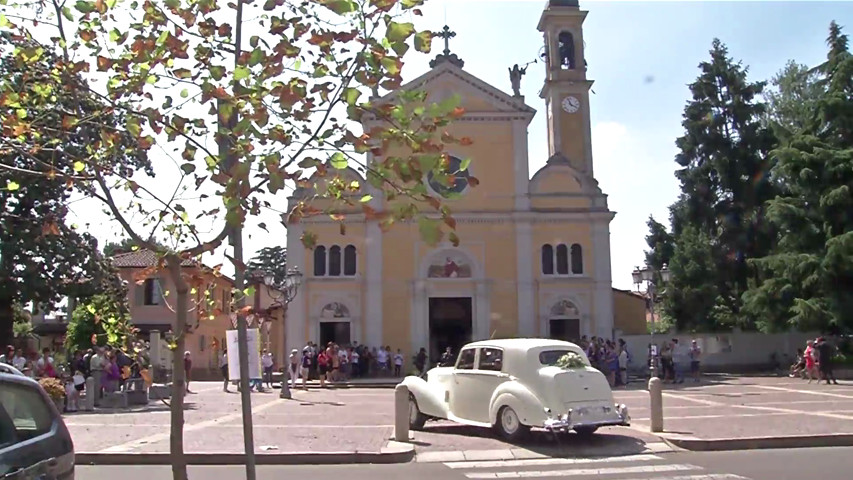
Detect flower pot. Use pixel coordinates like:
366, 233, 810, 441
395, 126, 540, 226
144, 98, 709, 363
52, 397, 65, 413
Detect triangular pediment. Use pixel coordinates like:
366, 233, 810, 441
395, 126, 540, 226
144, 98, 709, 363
372, 61, 536, 119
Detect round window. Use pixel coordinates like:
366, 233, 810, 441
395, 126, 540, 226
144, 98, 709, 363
427, 156, 470, 198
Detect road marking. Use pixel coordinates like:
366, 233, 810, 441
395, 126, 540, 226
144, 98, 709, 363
465, 463, 700, 479
751, 384, 853, 400
663, 391, 853, 421
99, 398, 286, 453
445, 454, 663, 469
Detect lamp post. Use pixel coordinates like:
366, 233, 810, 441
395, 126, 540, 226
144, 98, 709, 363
632, 264, 671, 379
263, 267, 303, 399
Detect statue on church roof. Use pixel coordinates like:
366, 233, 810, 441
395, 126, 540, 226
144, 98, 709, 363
508, 63, 528, 97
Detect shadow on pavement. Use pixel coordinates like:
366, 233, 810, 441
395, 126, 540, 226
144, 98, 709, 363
420, 423, 650, 456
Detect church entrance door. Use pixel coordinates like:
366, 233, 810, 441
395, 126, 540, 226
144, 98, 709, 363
428, 297, 473, 367
549, 318, 581, 343
319, 321, 351, 347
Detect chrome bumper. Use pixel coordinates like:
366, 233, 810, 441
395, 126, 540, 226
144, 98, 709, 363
543, 403, 630, 432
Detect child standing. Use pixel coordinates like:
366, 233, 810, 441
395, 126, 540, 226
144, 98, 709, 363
393, 349, 404, 377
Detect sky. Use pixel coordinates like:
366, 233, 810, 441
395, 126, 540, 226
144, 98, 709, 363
63, 0, 852, 290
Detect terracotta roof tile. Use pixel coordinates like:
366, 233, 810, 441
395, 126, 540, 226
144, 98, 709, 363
110, 249, 198, 268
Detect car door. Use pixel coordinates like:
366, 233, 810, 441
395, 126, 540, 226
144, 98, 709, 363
0, 375, 75, 480
465, 347, 509, 424
449, 348, 478, 421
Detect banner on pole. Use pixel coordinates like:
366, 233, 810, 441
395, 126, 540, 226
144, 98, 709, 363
226, 328, 261, 380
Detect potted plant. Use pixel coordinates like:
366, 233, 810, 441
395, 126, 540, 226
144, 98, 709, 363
39, 377, 66, 412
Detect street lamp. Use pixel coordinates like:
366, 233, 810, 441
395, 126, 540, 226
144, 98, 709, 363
263, 267, 303, 399
632, 264, 670, 379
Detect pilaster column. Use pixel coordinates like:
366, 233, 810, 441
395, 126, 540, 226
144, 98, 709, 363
475, 281, 491, 341
592, 219, 614, 339
516, 222, 535, 336
286, 223, 307, 353
410, 280, 428, 354
512, 120, 531, 211
364, 152, 384, 347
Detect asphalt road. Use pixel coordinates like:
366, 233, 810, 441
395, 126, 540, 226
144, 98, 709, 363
75, 447, 853, 480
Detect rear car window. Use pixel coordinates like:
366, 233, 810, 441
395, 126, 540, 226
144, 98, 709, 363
0, 381, 54, 449
539, 349, 588, 366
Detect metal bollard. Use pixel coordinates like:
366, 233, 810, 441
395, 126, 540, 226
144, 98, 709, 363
649, 377, 663, 432
83, 377, 96, 411
394, 384, 410, 442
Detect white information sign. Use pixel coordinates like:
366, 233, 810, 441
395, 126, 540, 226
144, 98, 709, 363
226, 328, 261, 380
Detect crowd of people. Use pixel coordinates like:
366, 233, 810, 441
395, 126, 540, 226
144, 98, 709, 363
789, 337, 841, 385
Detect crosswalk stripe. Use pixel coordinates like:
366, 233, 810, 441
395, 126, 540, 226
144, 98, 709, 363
445, 454, 664, 470
465, 463, 701, 479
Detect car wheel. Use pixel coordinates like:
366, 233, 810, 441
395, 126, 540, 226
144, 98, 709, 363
573, 426, 598, 437
408, 394, 428, 431
495, 406, 530, 441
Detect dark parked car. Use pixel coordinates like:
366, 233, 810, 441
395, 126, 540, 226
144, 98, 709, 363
0, 371, 75, 479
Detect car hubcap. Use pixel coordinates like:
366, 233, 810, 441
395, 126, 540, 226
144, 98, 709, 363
501, 408, 519, 434
409, 399, 418, 423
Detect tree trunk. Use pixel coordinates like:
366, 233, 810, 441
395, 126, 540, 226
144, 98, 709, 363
0, 299, 14, 350
166, 256, 188, 480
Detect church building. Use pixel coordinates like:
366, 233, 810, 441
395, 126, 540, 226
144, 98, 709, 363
285, 0, 644, 364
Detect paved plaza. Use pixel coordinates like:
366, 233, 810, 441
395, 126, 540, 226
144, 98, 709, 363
66, 375, 853, 460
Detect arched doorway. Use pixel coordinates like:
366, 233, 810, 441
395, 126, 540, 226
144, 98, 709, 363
319, 302, 352, 346
548, 299, 581, 343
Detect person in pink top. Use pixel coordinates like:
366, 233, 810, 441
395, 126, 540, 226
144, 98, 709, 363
804, 340, 817, 383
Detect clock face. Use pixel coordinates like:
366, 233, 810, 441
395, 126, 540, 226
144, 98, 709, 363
427, 155, 470, 198
561, 96, 580, 113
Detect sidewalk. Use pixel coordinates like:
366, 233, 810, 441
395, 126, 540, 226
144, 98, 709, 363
613, 374, 853, 450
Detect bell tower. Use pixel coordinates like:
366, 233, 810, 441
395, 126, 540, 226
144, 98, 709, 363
538, 0, 594, 175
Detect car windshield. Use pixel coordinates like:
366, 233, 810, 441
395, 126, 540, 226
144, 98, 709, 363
539, 349, 581, 366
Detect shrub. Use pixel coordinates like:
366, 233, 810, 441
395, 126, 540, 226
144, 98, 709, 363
39, 377, 66, 400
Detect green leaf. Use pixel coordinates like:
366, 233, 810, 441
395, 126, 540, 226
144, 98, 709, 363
106, 0, 117, 7
180, 163, 196, 174
243, 286, 256, 297
458, 157, 471, 172
74, 0, 94, 13
62, 6, 74, 21
386, 21, 415, 43
360, 194, 373, 203
5, 180, 20, 191
323, 0, 357, 14
414, 31, 432, 53
234, 66, 250, 80
73, 161, 85, 172
0, 14, 8, 28
342, 87, 361, 106
418, 217, 444, 246
330, 152, 348, 170
180, 88, 189, 98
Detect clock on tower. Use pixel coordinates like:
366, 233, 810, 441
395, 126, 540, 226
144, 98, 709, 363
538, 0, 594, 175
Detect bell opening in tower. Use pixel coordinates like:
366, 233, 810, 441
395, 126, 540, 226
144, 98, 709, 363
557, 31, 576, 70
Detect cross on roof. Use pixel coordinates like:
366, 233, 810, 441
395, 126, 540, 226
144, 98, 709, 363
437, 25, 456, 55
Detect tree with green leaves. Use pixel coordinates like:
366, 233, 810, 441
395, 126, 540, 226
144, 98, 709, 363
247, 246, 287, 284
0, 1, 466, 478
764, 60, 826, 137
65, 293, 134, 353
745, 22, 853, 333
657, 39, 777, 331
103, 237, 168, 257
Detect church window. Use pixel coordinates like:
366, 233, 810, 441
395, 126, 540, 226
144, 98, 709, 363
313, 246, 327, 276
542, 243, 582, 276
329, 246, 342, 276
571, 244, 583, 274
541, 245, 554, 275
556, 244, 569, 275
343, 245, 357, 276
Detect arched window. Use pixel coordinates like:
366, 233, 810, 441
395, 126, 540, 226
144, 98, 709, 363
313, 246, 326, 276
541, 244, 554, 275
329, 246, 342, 276
343, 245, 357, 276
556, 244, 569, 275
571, 244, 583, 274
557, 31, 576, 69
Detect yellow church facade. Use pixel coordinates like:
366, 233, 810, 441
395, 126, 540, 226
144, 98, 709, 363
285, 1, 641, 363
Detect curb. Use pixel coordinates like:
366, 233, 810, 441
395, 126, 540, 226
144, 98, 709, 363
662, 433, 853, 452
75, 441, 415, 466
414, 442, 675, 463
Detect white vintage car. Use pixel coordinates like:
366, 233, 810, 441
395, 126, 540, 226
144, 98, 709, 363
402, 338, 629, 440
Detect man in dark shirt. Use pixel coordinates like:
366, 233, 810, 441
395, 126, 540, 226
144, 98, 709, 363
815, 338, 839, 385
